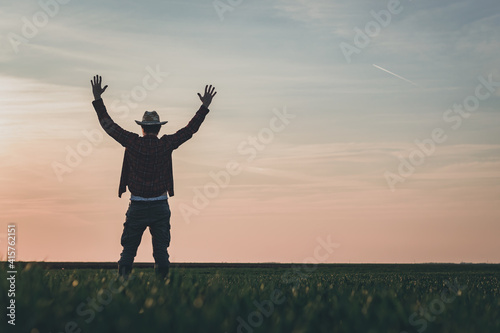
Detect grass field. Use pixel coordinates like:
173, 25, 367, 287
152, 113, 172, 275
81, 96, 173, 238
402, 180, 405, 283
1, 263, 499, 333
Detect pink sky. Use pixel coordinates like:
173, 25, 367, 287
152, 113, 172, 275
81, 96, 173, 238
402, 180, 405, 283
1, 1, 499, 263
0, 78, 498, 263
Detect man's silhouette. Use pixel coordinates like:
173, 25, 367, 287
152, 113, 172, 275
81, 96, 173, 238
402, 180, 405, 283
91, 75, 216, 278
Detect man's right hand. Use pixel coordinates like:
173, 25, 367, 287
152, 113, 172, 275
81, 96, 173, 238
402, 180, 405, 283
91, 75, 108, 101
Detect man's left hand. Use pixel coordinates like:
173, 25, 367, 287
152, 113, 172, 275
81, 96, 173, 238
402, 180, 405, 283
197, 85, 217, 108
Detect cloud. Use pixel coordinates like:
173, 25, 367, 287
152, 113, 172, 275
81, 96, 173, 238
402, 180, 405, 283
1, 0, 499, 262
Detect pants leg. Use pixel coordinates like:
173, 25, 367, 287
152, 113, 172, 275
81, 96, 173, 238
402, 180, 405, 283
149, 200, 171, 269
118, 201, 148, 267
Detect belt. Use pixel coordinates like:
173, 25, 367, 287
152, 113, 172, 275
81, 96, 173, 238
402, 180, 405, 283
130, 199, 168, 204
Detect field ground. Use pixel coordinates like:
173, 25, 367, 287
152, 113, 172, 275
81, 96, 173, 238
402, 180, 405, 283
1, 262, 499, 333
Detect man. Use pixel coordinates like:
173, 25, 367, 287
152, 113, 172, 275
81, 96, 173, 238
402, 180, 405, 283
90, 75, 216, 278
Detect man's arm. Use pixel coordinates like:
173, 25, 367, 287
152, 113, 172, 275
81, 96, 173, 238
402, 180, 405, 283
168, 85, 217, 149
91, 75, 137, 147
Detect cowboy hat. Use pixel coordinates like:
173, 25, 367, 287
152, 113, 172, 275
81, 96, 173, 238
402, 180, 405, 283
135, 111, 168, 126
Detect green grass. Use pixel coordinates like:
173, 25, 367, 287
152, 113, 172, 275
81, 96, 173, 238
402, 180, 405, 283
1, 263, 499, 333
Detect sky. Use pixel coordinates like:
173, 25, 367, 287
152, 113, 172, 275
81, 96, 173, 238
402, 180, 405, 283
0, 0, 499, 263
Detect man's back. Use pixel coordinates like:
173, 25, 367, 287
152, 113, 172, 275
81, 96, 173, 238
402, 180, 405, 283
92, 97, 210, 198
122, 135, 174, 199
90, 75, 216, 278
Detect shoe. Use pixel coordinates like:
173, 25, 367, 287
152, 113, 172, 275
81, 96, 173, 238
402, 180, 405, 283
118, 264, 132, 279
154, 264, 169, 279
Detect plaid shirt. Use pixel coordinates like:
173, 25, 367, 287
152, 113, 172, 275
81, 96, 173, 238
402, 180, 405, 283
92, 99, 209, 198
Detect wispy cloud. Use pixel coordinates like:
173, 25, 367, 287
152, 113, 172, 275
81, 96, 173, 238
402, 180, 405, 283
0, 0, 499, 263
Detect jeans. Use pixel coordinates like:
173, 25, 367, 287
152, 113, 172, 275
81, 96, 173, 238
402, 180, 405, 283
118, 200, 171, 269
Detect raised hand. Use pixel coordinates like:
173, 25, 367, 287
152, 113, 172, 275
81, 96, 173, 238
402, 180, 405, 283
197, 85, 217, 108
91, 75, 108, 100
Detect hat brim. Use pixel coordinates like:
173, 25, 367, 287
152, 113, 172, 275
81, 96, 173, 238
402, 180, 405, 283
135, 120, 168, 126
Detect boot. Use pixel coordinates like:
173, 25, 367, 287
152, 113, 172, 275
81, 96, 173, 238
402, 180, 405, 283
154, 264, 169, 279
118, 264, 132, 279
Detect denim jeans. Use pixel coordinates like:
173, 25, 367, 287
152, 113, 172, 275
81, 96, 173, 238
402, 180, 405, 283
118, 200, 171, 269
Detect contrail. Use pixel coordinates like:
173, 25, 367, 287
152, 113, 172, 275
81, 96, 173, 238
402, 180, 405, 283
372, 64, 419, 87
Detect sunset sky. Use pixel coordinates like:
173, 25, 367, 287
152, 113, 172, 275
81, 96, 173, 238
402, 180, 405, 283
0, 0, 499, 263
